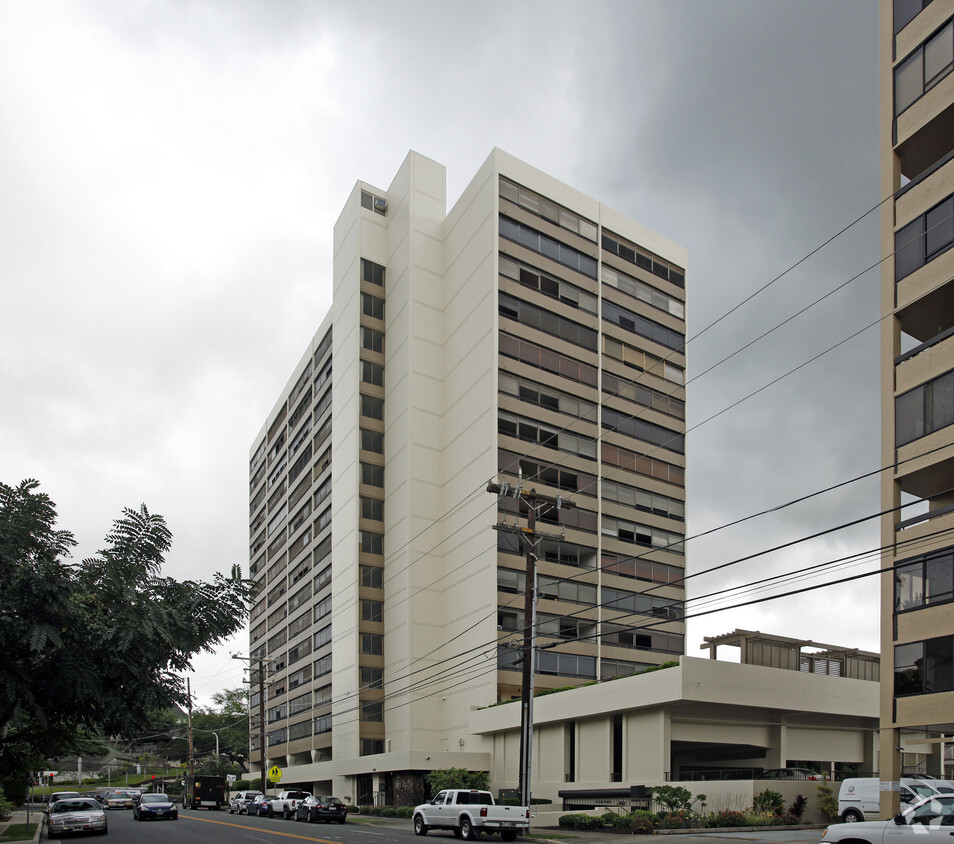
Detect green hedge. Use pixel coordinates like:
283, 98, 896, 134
558, 813, 605, 830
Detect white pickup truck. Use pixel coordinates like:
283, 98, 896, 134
413, 789, 530, 841
266, 790, 312, 819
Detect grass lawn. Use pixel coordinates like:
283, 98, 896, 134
0, 822, 39, 842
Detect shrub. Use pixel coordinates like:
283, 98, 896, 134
367, 806, 382, 816
346, 805, 359, 814
816, 782, 838, 821
619, 810, 657, 834
357, 805, 372, 814
753, 789, 785, 816
529, 797, 552, 805
789, 794, 807, 820
657, 810, 692, 829
395, 806, 413, 818
233, 780, 251, 791
707, 809, 748, 827
381, 807, 397, 817
425, 769, 489, 793
652, 785, 693, 813
0, 788, 13, 819
777, 812, 801, 825
558, 813, 604, 830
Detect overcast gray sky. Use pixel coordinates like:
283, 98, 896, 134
1, 0, 881, 706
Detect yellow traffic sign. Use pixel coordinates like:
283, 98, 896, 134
267, 765, 282, 782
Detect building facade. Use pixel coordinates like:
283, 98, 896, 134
247, 149, 687, 803
879, 0, 954, 813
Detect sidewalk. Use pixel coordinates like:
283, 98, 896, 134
0, 808, 43, 843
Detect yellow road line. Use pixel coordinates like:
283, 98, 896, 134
179, 814, 343, 842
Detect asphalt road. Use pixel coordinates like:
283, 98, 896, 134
43, 809, 416, 844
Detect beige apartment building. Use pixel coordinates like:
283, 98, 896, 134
247, 149, 688, 804
879, 0, 954, 813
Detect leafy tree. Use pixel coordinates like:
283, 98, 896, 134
192, 687, 250, 772
0, 479, 253, 800
651, 785, 694, 813
816, 781, 839, 820
425, 768, 489, 793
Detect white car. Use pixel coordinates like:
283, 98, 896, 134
822, 794, 954, 844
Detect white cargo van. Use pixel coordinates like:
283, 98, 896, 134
838, 777, 939, 822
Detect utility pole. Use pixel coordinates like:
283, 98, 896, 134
232, 653, 271, 793
187, 678, 194, 786
488, 481, 573, 809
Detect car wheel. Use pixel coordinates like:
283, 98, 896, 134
268, 807, 275, 818
284, 807, 291, 820
842, 808, 864, 823
501, 832, 517, 842
414, 814, 429, 836
460, 818, 478, 840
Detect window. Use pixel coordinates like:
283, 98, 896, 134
498, 410, 597, 459
896, 546, 954, 611
602, 441, 685, 488
538, 575, 597, 605
287, 443, 312, 484
895, 19, 954, 115
499, 333, 598, 387
895, 0, 936, 34
603, 335, 684, 384
361, 667, 383, 689
360, 531, 383, 555
313, 624, 331, 649
895, 636, 954, 695
360, 191, 387, 216
361, 463, 385, 487
602, 515, 685, 555
361, 327, 385, 354
361, 258, 386, 286
361, 564, 383, 589
895, 194, 954, 281
361, 599, 383, 622
361, 394, 384, 420
314, 713, 332, 734
289, 692, 311, 716
361, 496, 384, 521
361, 739, 384, 756
314, 595, 331, 622
314, 654, 332, 678
498, 372, 597, 420
360, 428, 384, 453
361, 360, 384, 387
896, 369, 954, 445
362, 292, 385, 321
602, 587, 684, 620
536, 650, 596, 679
501, 453, 598, 496
313, 328, 332, 366
360, 700, 384, 722
360, 633, 383, 655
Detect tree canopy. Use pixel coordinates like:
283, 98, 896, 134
0, 479, 253, 798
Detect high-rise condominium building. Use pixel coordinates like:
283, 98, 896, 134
247, 149, 687, 804
879, 0, 954, 809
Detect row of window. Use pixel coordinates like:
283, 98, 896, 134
602, 230, 685, 288
895, 18, 953, 116
360, 190, 387, 216
500, 253, 598, 315
602, 373, 685, 421
499, 293, 598, 352
499, 176, 598, 242
499, 332, 598, 387
604, 335, 684, 385
602, 265, 685, 320
500, 215, 598, 279
602, 551, 684, 586
499, 451, 598, 497
896, 368, 954, 446
498, 410, 598, 459
603, 300, 685, 355
603, 407, 685, 455
602, 516, 685, 555
895, 193, 954, 282
499, 372, 596, 420
602, 441, 685, 488
602, 478, 685, 522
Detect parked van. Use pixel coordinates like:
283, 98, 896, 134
838, 777, 939, 822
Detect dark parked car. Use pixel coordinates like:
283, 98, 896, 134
133, 793, 178, 821
249, 794, 273, 816
295, 795, 348, 824
47, 797, 108, 836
